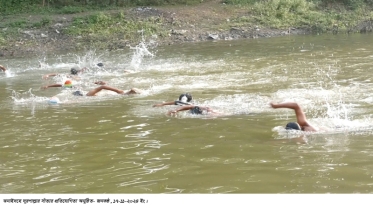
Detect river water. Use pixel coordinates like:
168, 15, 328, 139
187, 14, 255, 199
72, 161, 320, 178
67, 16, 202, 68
1, 34, 373, 193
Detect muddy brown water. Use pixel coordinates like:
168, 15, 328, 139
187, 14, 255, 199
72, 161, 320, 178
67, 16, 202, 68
1, 34, 373, 193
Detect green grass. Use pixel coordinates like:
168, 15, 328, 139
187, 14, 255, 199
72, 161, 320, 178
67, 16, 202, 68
0, 0, 372, 51
64, 12, 167, 42
3, 17, 52, 29
229, 0, 373, 33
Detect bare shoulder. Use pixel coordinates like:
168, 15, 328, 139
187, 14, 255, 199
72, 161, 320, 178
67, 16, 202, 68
303, 125, 318, 132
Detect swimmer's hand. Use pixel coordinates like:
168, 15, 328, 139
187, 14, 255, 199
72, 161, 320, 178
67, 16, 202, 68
167, 110, 178, 116
94, 81, 107, 85
0, 65, 6, 72
41, 84, 62, 89
42, 73, 58, 79
270, 102, 277, 108
153, 101, 176, 107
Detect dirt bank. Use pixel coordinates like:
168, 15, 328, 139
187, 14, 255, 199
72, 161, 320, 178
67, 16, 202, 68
0, 0, 348, 58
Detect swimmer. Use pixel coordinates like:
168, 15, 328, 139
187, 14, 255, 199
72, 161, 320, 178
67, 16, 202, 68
41, 80, 75, 89
42, 67, 86, 79
42, 80, 140, 96
153, 93, 193, 107
41, 80, 109, 90
42, 63, 103, 79
167, 105, 221, 116
270, 102, 317, 132
77, 85, 140, 96
0, 65, 6, 72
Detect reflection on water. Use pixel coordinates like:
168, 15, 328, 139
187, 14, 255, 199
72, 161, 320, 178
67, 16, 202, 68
1, 34, 373, 193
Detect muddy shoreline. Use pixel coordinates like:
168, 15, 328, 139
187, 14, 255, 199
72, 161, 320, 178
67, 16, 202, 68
0, 24, 309, 57
1, 1, 371, 58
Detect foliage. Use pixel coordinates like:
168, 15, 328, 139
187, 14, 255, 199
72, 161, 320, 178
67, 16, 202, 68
58, 6, 88, 14
0, 0, 213, 14
0, 35, 5, 45
229, 0, 372, 33
64, 12, 166, 42
0, 0, 372, 49
32, 17, 51, 28
222, 0, 257, 5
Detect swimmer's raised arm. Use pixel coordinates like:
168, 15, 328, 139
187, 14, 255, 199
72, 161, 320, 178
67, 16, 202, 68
41, 84, 63, 90
270, 102, 317, 132
0, 65, 6, 72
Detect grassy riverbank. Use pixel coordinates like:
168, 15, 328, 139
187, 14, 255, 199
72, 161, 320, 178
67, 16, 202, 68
0, 0, 372, 57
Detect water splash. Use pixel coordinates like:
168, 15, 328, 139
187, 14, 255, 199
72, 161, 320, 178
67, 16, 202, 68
129, 40, 156, 70
205, 94, 271, 115
270, 61, 373, 138
75, 50, 104, 68
11, 89, 49, 104
4, 70, 15, 77
38, 54, 50, 69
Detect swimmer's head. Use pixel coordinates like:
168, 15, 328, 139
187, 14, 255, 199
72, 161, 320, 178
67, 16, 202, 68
97, 63, 104, 67
70, 68, 79, 75
72, 90, 84, 96
190, 106, 203, 115
64, 80, 72, 88
179, 93, 192, 103
285, 122, 301, 130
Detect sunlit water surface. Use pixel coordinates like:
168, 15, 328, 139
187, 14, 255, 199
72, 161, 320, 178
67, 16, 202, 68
1, 34, 373, 193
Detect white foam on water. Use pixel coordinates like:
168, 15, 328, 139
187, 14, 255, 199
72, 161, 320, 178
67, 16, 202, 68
11, 89, 50, 104
271, 86, 373, 139
74, 50, 105, 69
4, 70, 15, 77
133, 93, 271, 118
139, 58, 229, 73
203, 94, 271, 115
268, 58, 373, 139
7, 36, 373, 135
